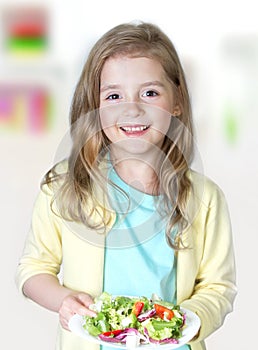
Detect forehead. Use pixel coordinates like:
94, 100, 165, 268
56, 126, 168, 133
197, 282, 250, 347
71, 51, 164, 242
100, 55, 167, 83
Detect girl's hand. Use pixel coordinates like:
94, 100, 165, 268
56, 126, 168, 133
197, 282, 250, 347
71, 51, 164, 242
59, 292, 97, 330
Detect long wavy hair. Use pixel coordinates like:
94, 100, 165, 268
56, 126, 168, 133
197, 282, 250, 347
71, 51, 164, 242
42, 22, 194, 249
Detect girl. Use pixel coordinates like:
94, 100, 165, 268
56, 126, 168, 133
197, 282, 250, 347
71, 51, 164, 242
16, 22, 237, 350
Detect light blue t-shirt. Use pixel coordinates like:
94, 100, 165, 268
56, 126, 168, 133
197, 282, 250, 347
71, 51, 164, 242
101, 165, 190, 350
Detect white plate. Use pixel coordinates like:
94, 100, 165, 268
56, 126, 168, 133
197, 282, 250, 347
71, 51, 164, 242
68, 307, 200, 349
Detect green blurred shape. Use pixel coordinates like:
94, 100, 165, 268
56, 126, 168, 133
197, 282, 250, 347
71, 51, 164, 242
223, 103, 239, 144
46, 94, 54, 129
6, 37, 47, 52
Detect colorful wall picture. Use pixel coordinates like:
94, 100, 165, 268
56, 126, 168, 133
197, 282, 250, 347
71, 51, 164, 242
2, 5, 49, 56
0, 84, 53, 133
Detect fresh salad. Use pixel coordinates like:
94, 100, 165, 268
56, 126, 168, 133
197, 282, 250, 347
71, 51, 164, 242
83, 292, 186, 347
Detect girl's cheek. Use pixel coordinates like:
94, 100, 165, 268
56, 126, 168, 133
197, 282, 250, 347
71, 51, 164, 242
100, 104, 124, 128
100, 106, 112, 123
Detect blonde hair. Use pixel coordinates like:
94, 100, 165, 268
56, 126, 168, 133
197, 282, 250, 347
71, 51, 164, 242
43, 22, 194, 249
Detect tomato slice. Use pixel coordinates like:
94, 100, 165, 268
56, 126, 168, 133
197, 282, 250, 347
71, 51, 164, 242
154, 304, 174, 320
102, 330, 123, 337
132, 301, 144, 316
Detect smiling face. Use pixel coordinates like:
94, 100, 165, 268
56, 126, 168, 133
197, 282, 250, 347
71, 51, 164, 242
99, 55, 180, 160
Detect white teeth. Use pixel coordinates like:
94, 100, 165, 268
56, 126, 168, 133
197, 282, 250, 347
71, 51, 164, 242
121, 125, 148, 132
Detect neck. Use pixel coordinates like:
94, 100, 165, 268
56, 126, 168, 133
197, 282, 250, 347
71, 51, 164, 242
112, 158, 160, 195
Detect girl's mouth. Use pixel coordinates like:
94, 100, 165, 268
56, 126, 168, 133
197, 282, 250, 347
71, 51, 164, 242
119, 125, 150, 136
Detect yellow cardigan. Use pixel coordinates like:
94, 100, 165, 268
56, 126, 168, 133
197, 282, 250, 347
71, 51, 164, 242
16, 169, 237, 350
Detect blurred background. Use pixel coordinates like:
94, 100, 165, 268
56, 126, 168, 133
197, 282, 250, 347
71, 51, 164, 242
1, 0, 257, 349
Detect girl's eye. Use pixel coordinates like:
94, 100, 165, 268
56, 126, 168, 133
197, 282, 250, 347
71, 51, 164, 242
106, 93, 121, 100
143, 90, 158, 97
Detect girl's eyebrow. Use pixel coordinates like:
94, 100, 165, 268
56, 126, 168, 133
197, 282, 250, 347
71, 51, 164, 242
100, 80, 165, 92
100, 83, 121, 92
141, 80, 165, 88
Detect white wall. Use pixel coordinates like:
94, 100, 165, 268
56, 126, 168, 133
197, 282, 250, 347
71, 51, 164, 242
1, 0, 257, 349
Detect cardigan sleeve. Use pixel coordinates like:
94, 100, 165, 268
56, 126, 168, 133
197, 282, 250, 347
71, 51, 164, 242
15, 186, 63, 294
179, 176, 237, 343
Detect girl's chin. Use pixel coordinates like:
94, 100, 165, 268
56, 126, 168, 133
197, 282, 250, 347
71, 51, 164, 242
109, 140, 162, 158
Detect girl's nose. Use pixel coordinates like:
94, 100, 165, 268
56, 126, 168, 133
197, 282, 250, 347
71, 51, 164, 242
122, 102, 143, 118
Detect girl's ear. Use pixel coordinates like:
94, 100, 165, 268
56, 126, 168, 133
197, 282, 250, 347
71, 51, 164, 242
172, 105, 181, 117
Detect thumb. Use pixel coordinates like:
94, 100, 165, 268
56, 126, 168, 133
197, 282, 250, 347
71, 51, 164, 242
77, 293, 96, 316
77, 292, 94, 306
